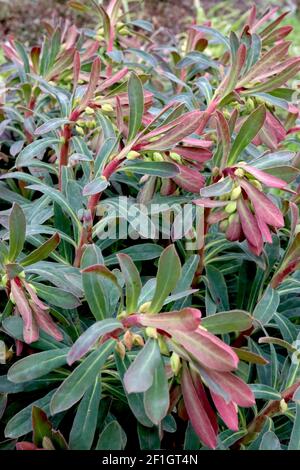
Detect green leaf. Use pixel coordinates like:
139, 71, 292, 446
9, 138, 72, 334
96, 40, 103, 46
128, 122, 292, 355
117, 254, 142, 314
144, 355, 169, 425
289, 400, 300, 450
16, 138, 60, 166
149, 245, 181, 313
69, 379, 101, 450
7, 348, 69, 383
259, 431, 282, 450
82, 177, 109, 196
20, 233, 60, 267
32, 406, 52, 447
114, 352, 152, 427
205, 265, 229, 311
8, 203, 26, 262
124, 339, 161, 393
249, 384, 281, 400
26, 184, 82, 234
253, 286, 280, 325
227, 105, 266, 165
137, 423, 160, 450
117, 161, 179, 178
67, 318, 122, 365
32, 281, 81, 309
201, 310, 252, 334
34, 118, 70, 136
81, 244, 109, 321
50, 339, 115, 414
127, 72, 144, 142
96, 420, 127, 450
4, 389, 56, 438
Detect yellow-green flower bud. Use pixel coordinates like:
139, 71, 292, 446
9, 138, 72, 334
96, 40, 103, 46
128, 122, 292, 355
234, 168, 245, 178
225, 201, 237, 214
158, 336, 169, 356
76, 125, 84, 136
139, 301, 151, 313
170, 152, 182, 163
250, 180, 263, 191
230, 185, 241, 200
101, 103, 114, 113
153, 152, 164, 162
85, 106, 95, 115
170, 352, 181, 376
145, 327, 158, 339
280, 398, 288, 413
219, 219, 229, 232
127, 151, 140, 160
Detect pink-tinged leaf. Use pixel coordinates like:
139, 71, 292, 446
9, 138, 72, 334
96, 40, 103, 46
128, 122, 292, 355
210, 391, 238, 431
123, 308, 201, 332
30, 303, 63, 342
256, 215, 273, 243
226, 213, 243, 242
81, 264, 120, 288
290, 202, 299, 235
253, 111, 286, 150
172, 165, 205, 193
203, 369, 255, 407
239, 179, 284, 228
216, 111, 230, 168
81, 57, 101, 108
16, 442, 43, 451
207, 210, 228, 225
251, 7, 279, 32
138, 111, 202, 151
67, 319, 122, 365
193, 198, 228, 208
169, 329, 238, 371
181, 363, 217, 449
236, 197, 263, 254
190, 368, 218, 434
240, 164, 287, 189
24, 281, 48, 310
10, 279, 37, 344
181, 137, 213, 148
174, 146, 212, 163
98, 67, 128, 92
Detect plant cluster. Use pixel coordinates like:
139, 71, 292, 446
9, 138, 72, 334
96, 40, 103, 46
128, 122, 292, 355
0, 0, 300, 451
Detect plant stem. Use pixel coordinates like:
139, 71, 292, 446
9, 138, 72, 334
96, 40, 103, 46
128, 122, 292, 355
58, 124, 72, 191
233, 380, 300, 449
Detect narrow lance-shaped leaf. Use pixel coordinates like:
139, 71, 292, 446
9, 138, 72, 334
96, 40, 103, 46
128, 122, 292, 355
7, 348, 70, 383
117, 254, 142, 314
9, 203, 26, 262
228, 105, 266, 165
144, 355, 170, 426
20, 233, 60, 267
149, 245, 181, 314
124, 339, 161, 394
50, 339, 115, 414
127, 72, 144, 142
67, 318, 123, 365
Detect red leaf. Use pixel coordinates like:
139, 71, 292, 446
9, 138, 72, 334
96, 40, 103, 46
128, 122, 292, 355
172, 164, 205, 193
240, 164, 287, 189
123, 308, 201, 332
210, 391, 239, 431
182, 363, 217, 448
203, 369, 255, 407
236, 197, 263, 254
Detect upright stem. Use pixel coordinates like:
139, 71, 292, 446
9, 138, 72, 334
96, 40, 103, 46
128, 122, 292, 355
58, 124, 72, 191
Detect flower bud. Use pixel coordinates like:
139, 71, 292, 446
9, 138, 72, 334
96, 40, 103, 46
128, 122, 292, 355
170, 152, 182, 163
225, 201, 237, 214
85, 106, 95, 115
132, 334, 144, 347
170, 352, 181, 376
230, 185, 241, 200
153, 152, 164, 162
139, 301, 152, 313
158, 336, 169, 356
219, 219, 229, 232
115, 341, 126, 359
127, 151, 140, 160
101, 103, 114, 113
234, 168, 245, 178
123, 330, 134, 350
250, 180, 263, 191
280, 398, 288, 413
76, 125, 84, 136
145, 327, 158, 339
9, 292, 16, 304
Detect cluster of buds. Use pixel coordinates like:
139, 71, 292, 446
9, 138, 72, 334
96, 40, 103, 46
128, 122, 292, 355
198, 163, 289, 255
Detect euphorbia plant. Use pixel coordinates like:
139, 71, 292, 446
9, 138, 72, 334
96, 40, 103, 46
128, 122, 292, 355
0, 1, 300, 451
